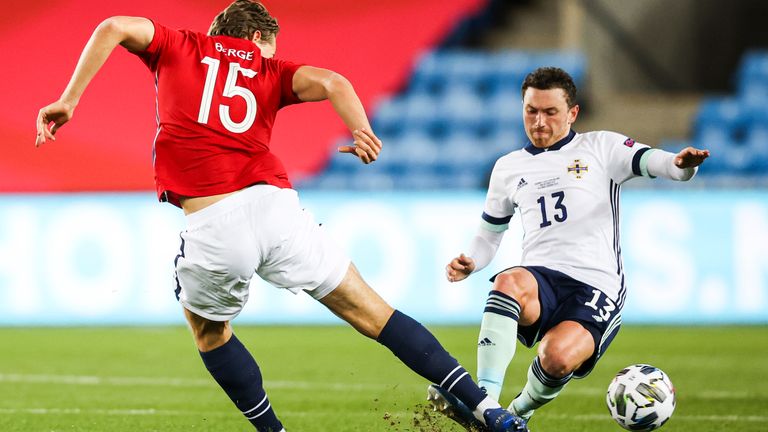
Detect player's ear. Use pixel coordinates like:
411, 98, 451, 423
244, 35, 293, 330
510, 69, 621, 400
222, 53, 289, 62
251, 30, 262, 43
567, 104, 580, 125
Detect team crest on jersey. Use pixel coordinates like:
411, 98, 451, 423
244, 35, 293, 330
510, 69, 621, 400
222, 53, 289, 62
567, 159, 589, 179
624, 138, 636, 147
516, 178, 528, 190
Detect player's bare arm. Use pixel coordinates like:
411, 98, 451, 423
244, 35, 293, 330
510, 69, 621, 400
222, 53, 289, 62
674, 146, 710, 168
35, 16, 154, 147
446, 253, 476, 283
292, 65, 382, 164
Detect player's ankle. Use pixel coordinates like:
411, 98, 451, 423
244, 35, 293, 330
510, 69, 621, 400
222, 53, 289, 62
509, 400, 534, 421
473, 396, 502, 422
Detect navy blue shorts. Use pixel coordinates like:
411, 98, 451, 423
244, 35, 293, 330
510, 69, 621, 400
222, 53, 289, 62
490, 266, 622, 378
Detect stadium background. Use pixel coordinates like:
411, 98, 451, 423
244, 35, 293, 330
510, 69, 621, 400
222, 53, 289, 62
2, 1, 768, 431
3, 0, 766, 326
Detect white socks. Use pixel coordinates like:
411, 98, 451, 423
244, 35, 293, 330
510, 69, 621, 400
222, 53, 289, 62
476, 290, 521, 401
509, 356, 573, 419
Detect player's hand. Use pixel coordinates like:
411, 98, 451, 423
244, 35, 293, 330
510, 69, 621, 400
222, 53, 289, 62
36, 100, 76, 147
674, 146, 710, 168
338, 128, 382, 164
446, 253, 475, 283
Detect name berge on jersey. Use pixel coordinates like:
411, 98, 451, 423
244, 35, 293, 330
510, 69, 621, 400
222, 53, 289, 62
214, 42, 254, 60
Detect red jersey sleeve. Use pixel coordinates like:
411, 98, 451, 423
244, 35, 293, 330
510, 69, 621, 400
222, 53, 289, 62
133, 21, 181, 72
275, 59, 302, 108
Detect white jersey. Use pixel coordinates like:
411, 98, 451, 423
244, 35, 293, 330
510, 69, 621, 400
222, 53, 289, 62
482, 130, 653, 306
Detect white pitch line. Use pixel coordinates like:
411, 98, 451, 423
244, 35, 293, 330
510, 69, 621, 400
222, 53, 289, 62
0, 408, 765, 423
543, 413, 768, 423
0, 373, 387, 391
0, 408, 405, 418
564, 386, 762, 400
1, 373, 763, 400
0, 408, 191, 416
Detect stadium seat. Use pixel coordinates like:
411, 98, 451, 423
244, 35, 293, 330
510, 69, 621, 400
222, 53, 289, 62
744, 126, 768, 173
372, 97, 408, 138
303, 49, 588, 190
735, 50, 768, 92
676, 51, 768, 178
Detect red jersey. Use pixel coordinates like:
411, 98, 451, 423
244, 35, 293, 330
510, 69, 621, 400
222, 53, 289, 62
133, 21, 302, 206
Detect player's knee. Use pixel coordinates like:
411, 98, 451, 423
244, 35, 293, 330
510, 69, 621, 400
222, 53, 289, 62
190, 318, 230, 352
539, 341, 581, 378
538, 350, 577, 378
493, 269, 534, 302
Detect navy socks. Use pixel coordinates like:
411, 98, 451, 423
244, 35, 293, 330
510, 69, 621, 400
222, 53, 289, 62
377, 310, 487, 410
199, 335, 283, 432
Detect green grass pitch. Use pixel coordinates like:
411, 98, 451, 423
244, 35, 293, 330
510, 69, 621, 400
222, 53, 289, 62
0, 325, 765, 431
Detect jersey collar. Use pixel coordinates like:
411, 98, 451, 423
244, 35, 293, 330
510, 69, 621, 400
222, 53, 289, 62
524, 129, 577, 155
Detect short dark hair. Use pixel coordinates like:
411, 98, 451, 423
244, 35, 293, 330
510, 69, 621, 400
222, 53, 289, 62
208, 0, 279, 41
521, 67, 578, 107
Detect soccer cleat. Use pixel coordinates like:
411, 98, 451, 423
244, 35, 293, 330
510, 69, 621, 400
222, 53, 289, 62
426, 384, 486, 431
426, 385, 529, 432
483, 407, 529, 432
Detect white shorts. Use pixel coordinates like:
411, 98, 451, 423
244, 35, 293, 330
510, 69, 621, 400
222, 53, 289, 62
173, 185, 350, 321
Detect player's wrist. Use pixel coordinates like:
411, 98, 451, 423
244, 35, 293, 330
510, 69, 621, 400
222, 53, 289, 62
58, 96, 79, 109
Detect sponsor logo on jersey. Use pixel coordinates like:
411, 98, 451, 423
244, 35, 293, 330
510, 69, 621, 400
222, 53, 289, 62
567, 159, 589, 179
624, 138, 636, 147
517, 178, 528, 190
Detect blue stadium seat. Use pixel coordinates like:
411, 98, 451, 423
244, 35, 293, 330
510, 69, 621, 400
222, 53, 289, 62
402, 92, 443, 136
372, 97, 408, 138
693, 97, 746, 138
663, 51, 768, 178
393, 168, 444, 190
438, 84, 488, 136
530, 51, 587, 83
324, 138, 364, 174
737, 77, 768, 107
306, 48, 589, 189
722, 146, 753, 173
744, 126, 768, 173
696, 124, 740, 160
487, 88, 524, 132
296, 171, 351, 190
735, 50, 768, 90
487, 126, 527, 156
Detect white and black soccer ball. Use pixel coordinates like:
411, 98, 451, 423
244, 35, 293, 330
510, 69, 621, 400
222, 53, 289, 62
606, 364, 676, 431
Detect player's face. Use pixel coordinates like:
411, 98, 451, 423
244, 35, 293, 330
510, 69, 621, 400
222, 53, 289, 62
523, 88, 579, 148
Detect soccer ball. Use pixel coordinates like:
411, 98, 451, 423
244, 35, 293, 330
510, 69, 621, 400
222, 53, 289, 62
606, 364, 676, 431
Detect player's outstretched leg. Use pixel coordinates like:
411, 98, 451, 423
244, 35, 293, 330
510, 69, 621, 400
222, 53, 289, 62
318, 264, 525, 430
186, 309, 285, 432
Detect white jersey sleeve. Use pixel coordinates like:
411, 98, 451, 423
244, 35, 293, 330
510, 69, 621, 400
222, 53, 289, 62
598, 131, 654, 184
481, 159, 517, 232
